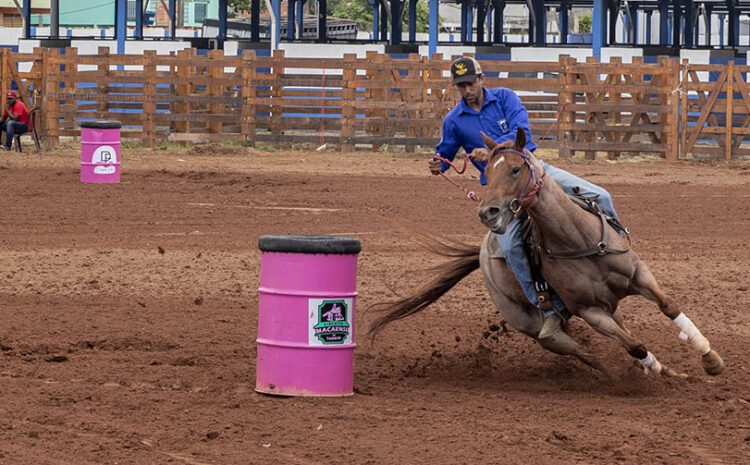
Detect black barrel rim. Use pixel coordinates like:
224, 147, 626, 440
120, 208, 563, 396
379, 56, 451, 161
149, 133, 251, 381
79, 120, 122, 129
258, 235, 361, 254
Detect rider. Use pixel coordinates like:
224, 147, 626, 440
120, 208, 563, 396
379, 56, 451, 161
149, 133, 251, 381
0, 90, 29, 151
429, 56, 621, 339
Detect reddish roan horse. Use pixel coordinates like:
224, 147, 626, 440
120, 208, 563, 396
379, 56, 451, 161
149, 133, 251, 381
368, 128, 725, 379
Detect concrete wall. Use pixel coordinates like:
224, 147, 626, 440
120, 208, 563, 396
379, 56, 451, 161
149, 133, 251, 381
18, 39, 192, 55
17, 38, 192, 72
279, 42, 385, 59
415, 45, 644, 64
25, 26, 201, 39
0, 27, 22, 49
6, 24, 743, 70
418, 44, 476, 60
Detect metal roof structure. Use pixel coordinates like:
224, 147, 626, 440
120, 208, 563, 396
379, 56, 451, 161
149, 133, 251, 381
22, 1, 750, 58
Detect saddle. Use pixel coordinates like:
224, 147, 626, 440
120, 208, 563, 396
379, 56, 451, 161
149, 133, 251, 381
567, 190, 629, 236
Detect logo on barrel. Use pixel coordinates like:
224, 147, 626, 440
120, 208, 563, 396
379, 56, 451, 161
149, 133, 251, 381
92, 145, 117, 164
312, 299, 351, 345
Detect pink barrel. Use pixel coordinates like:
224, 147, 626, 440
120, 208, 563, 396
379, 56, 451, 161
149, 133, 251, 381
80, 120, 122, 184
256, 235, 361, 397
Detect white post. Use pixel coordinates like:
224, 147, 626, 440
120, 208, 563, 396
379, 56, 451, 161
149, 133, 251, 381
264, 0, 279, 51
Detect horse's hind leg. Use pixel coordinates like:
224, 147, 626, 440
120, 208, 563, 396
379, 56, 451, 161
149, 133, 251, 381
630, 261, 725, 376
537, 331, 613, 379
611, 308, 631, 335
579, 307, 686, 378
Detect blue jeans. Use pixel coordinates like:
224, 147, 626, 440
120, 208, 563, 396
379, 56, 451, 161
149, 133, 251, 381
0, 121, 28, 149
498, 162, 619, 312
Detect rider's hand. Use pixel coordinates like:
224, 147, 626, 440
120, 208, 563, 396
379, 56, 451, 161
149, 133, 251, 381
470, 147, 491, 163
428, 157, 443, 175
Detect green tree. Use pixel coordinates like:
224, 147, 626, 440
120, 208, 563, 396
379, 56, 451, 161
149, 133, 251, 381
579, 13, 592, 33
330, 0, 374, 31
229, 0, 435, 32
330, 0, 435, 33
410, 1, 432, 33
229, 0, 250, 16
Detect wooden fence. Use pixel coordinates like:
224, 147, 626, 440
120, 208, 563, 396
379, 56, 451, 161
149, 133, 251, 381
2, 47, 748, 160
680, 59, 750, 160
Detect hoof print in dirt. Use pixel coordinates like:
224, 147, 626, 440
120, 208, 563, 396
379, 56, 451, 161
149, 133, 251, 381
546, 431, 570, 445
353, 386, 374, 396
170, 356, 196, 367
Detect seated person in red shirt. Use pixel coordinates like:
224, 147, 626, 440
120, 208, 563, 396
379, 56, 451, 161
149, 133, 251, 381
0, 90, 29, 150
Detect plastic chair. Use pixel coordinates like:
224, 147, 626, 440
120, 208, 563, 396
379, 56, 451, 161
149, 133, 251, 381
13, 107, 41, 152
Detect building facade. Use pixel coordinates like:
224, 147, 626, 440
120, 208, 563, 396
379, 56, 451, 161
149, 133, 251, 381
150, 0, 220, 28
0, 0, 49, 27
29, 0, 219, 29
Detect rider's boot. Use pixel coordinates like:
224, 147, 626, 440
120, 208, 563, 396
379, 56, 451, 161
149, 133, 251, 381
538, 294, 570, 339
538, 311, 563, 339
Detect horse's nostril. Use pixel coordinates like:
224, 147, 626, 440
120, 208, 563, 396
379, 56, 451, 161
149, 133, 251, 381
479, 206, 501, 222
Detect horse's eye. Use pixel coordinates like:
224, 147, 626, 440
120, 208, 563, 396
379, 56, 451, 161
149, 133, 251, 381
511, 166, 522, 176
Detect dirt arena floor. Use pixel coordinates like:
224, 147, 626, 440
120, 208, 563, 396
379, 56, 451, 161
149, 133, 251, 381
0, 143, 749, 465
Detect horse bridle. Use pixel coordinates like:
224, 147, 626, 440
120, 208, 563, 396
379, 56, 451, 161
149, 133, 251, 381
493, 147, 546, 216
492, 147, 631, 259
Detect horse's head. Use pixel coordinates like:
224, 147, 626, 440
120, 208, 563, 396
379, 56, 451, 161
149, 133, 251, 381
478, 128, 541, 234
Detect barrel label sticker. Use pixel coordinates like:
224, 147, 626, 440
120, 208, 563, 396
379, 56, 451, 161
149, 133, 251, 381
309, 298, 352, 346
93, 165, 116, 174
92, 145, 117, 164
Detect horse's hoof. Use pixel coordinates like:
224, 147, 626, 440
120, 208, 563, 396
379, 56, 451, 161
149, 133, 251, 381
702, 350, 725, 376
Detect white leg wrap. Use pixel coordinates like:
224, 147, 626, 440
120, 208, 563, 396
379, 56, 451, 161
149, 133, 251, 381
674, 313, 711, 355
638, 351, 663, 375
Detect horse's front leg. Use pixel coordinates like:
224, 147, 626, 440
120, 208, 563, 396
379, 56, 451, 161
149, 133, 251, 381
630, 261, 725, 376
578, 306, 687, 378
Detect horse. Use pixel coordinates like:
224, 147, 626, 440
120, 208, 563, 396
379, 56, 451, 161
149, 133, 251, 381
367, 128, 725, 379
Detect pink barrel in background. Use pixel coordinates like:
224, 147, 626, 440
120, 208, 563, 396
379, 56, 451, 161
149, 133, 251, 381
80, 120, 122, 184
256, 235, 361, 397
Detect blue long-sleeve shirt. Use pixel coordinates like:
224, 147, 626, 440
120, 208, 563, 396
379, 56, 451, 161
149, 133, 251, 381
435, 87, 537, 185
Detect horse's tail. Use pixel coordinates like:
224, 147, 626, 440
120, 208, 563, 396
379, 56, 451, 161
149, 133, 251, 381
367, 238, 481, 339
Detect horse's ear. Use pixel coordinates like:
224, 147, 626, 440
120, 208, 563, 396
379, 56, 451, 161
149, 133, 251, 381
514, 128, 527, 151
481, 131, 497, 150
